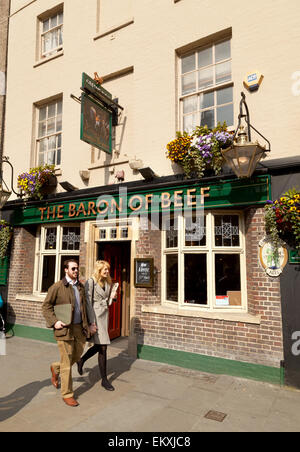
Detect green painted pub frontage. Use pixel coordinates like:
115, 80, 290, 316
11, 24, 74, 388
1, 163, 299, 387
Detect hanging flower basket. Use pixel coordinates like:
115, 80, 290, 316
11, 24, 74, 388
264, 188, 300, 257
17, 164, 57, 200
166, 123, 233, 179
0, 220, 13, 259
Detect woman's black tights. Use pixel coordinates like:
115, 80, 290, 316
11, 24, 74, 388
77, 344, 114, 391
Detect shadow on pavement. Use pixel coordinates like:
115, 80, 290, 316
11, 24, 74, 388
74, 351, 135, 397
0, 380, 49, 422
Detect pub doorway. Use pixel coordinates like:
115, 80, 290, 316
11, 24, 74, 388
97, 241, 131, 340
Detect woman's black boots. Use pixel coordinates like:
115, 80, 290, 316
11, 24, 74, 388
98, 345, 115, 391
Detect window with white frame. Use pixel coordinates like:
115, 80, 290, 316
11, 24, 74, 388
35, 224, 80, 293
163, 211, 246, 309
179, 38, 233, 133
40, 8, 63, 58
36, 98, 62, 166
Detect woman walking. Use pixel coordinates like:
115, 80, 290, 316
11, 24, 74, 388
77, 260, 116, 391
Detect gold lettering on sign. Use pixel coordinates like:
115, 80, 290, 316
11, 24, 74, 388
174, 190, 183, 207
201, 187, 210, 204
47, 206, 56, 220
57, 205, 64, 219
129, 195, 143, 211
87, 201, 97, 216
39, 207, 47, 220
161, 192, 171, 208
186, 189, 196, 206
69, 204, 77, 217
76, 202, 87, 217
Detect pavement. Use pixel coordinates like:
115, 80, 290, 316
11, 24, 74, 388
1, 335, 300, 433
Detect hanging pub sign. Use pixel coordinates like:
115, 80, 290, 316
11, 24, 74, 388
80, 93, 112, 154
80, 72, 123, 154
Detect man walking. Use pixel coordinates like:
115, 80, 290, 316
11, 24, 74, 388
42, 259, 93, 407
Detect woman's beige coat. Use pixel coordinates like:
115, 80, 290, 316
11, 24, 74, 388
85, 278, 110, 345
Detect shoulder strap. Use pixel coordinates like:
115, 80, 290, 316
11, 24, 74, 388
90, 278, 95, 304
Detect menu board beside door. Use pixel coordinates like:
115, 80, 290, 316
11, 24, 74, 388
134, 258, 154, 288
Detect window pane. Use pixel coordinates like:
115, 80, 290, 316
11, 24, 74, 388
215, 40, 231, 62
50, 14, 57, 29
200, 109, 214, 128
58, 12, 63, 25
216, 61, 231, 85
217, 86, 233, 105
182, 54, 195, 74
38, 153, 45, 166
184, 254, 207, 305
185, 214, 206, 246
47, 118, 55, 135
48, 103, 56, 118
62, 227, 81, 250
43, 19, 50, 32
58, 27, 63, 46
39, 107, 47, 121
215, 215, 240, 247
200, 91, 214, 109
166, 255, 178, 302
183, 95, 197, 114
198, 66, 213, 89
45, 227, 57, 249
47, 151, 55, 165
38, 121, 47, 138
183, 113, 197, 134
182, 72, 196, 95
198, 47, 212, 68
56, 148, 61, 165
41, 255, 56, 292
217, 104, 233, 127
166, 217, 178, 248
56, 114, 62, 132
57, 133, 62, 148
215, 254, 241, 306
57, 101, 62, 115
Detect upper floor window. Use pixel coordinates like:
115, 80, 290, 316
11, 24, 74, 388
36, 98, 62, 166
39, 7, 63, 59
179, 39, 233, 133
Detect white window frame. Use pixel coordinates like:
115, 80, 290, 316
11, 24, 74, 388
162, 211, 247, 312
40, 8, 63, 59
179, 38, 233, 133
34, 223, 80, 294
35, 97, 63, 167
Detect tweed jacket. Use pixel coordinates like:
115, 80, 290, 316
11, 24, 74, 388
42, 277, 90, 341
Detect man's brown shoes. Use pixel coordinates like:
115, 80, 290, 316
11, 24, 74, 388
63, 397, 79, 407
50, 366, 59, 389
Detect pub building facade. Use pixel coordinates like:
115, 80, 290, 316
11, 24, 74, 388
1, 0, 300, 384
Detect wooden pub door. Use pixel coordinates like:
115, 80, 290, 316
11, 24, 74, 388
97, 242, 130, 340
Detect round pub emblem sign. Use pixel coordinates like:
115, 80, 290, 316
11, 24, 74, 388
259, 237, 288, 277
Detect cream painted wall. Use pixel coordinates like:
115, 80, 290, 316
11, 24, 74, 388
4, 0, 300, 199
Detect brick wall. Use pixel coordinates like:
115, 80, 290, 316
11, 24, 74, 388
134, 209, 283, 368
6, 226, 41, 326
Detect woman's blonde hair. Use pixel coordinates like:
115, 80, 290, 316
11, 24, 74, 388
92, 260, 112, 286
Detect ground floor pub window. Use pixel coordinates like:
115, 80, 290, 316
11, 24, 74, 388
34, 224, 80, 293
162, 211, 246, 310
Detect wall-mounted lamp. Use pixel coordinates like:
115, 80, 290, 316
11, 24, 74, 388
221, 92, 271, 178
0, 156, 23, 209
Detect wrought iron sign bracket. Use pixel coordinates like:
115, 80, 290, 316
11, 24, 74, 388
80, 86, 123, 127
